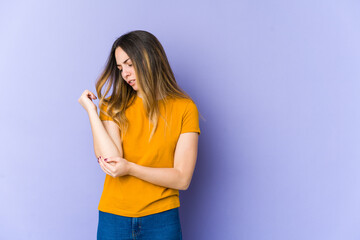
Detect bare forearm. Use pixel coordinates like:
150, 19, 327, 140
88, 109, 122, 158
127, 162, 188, 190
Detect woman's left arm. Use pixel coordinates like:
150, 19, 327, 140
99, 132, 199, 190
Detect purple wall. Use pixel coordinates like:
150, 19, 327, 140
1, 1, 360, 239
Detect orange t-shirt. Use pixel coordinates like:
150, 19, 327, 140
97, 95, 201, 217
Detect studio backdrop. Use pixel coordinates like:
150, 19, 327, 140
1, 1, 360, 239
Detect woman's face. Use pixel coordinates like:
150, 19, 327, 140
115, 47, 139, 92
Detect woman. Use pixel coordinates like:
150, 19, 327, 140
78, 30, 200, 240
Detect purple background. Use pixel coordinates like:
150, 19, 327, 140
1, 0, 360, 239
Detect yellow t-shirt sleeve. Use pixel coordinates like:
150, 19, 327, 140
180, 101, 201, 134
99, 102, 115, 122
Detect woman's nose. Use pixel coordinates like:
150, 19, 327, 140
122, 69, 131, 79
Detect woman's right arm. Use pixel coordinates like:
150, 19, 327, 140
78, 89, 123, 160
101, 120, 123, 158
88, 107, 123, 159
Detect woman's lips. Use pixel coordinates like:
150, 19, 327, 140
128, 79, 135, 86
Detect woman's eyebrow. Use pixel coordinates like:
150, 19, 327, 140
117, 58, 130, 66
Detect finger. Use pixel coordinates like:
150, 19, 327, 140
102, 158, 116, 172
87, 91, 97, 100
80, 90, 90, 98
100, 155, 118, 162
104, 158, 118, 164
99, 158, 113, 176
100, 157, 114, 174
86, 92, 93, 100
100, 163, 112, 176
88, 92, 94, 99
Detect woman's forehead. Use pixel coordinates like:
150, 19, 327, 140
115, 47, 131, 63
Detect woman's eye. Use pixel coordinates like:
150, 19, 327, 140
128, 64, 132, 67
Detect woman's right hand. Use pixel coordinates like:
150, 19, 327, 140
78, 90, 97, 113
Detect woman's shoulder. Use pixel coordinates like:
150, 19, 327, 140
164, 96, 195, 107
162, 96, 199, 116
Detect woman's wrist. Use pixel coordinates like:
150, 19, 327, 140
87, 106, 98, 116
127, 161, 135, 176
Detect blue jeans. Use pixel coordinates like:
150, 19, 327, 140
97, 208, 182, 240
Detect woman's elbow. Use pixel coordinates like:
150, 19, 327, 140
178, 177, 192, 191
179, 184, 189, 191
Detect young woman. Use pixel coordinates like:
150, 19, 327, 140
78, 30, 200, 240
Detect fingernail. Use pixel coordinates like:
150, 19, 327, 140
104, 158, 108, 161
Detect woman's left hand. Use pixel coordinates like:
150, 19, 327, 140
98, 156, 130, 177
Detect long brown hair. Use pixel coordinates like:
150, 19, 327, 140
95, 30, 191, 141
